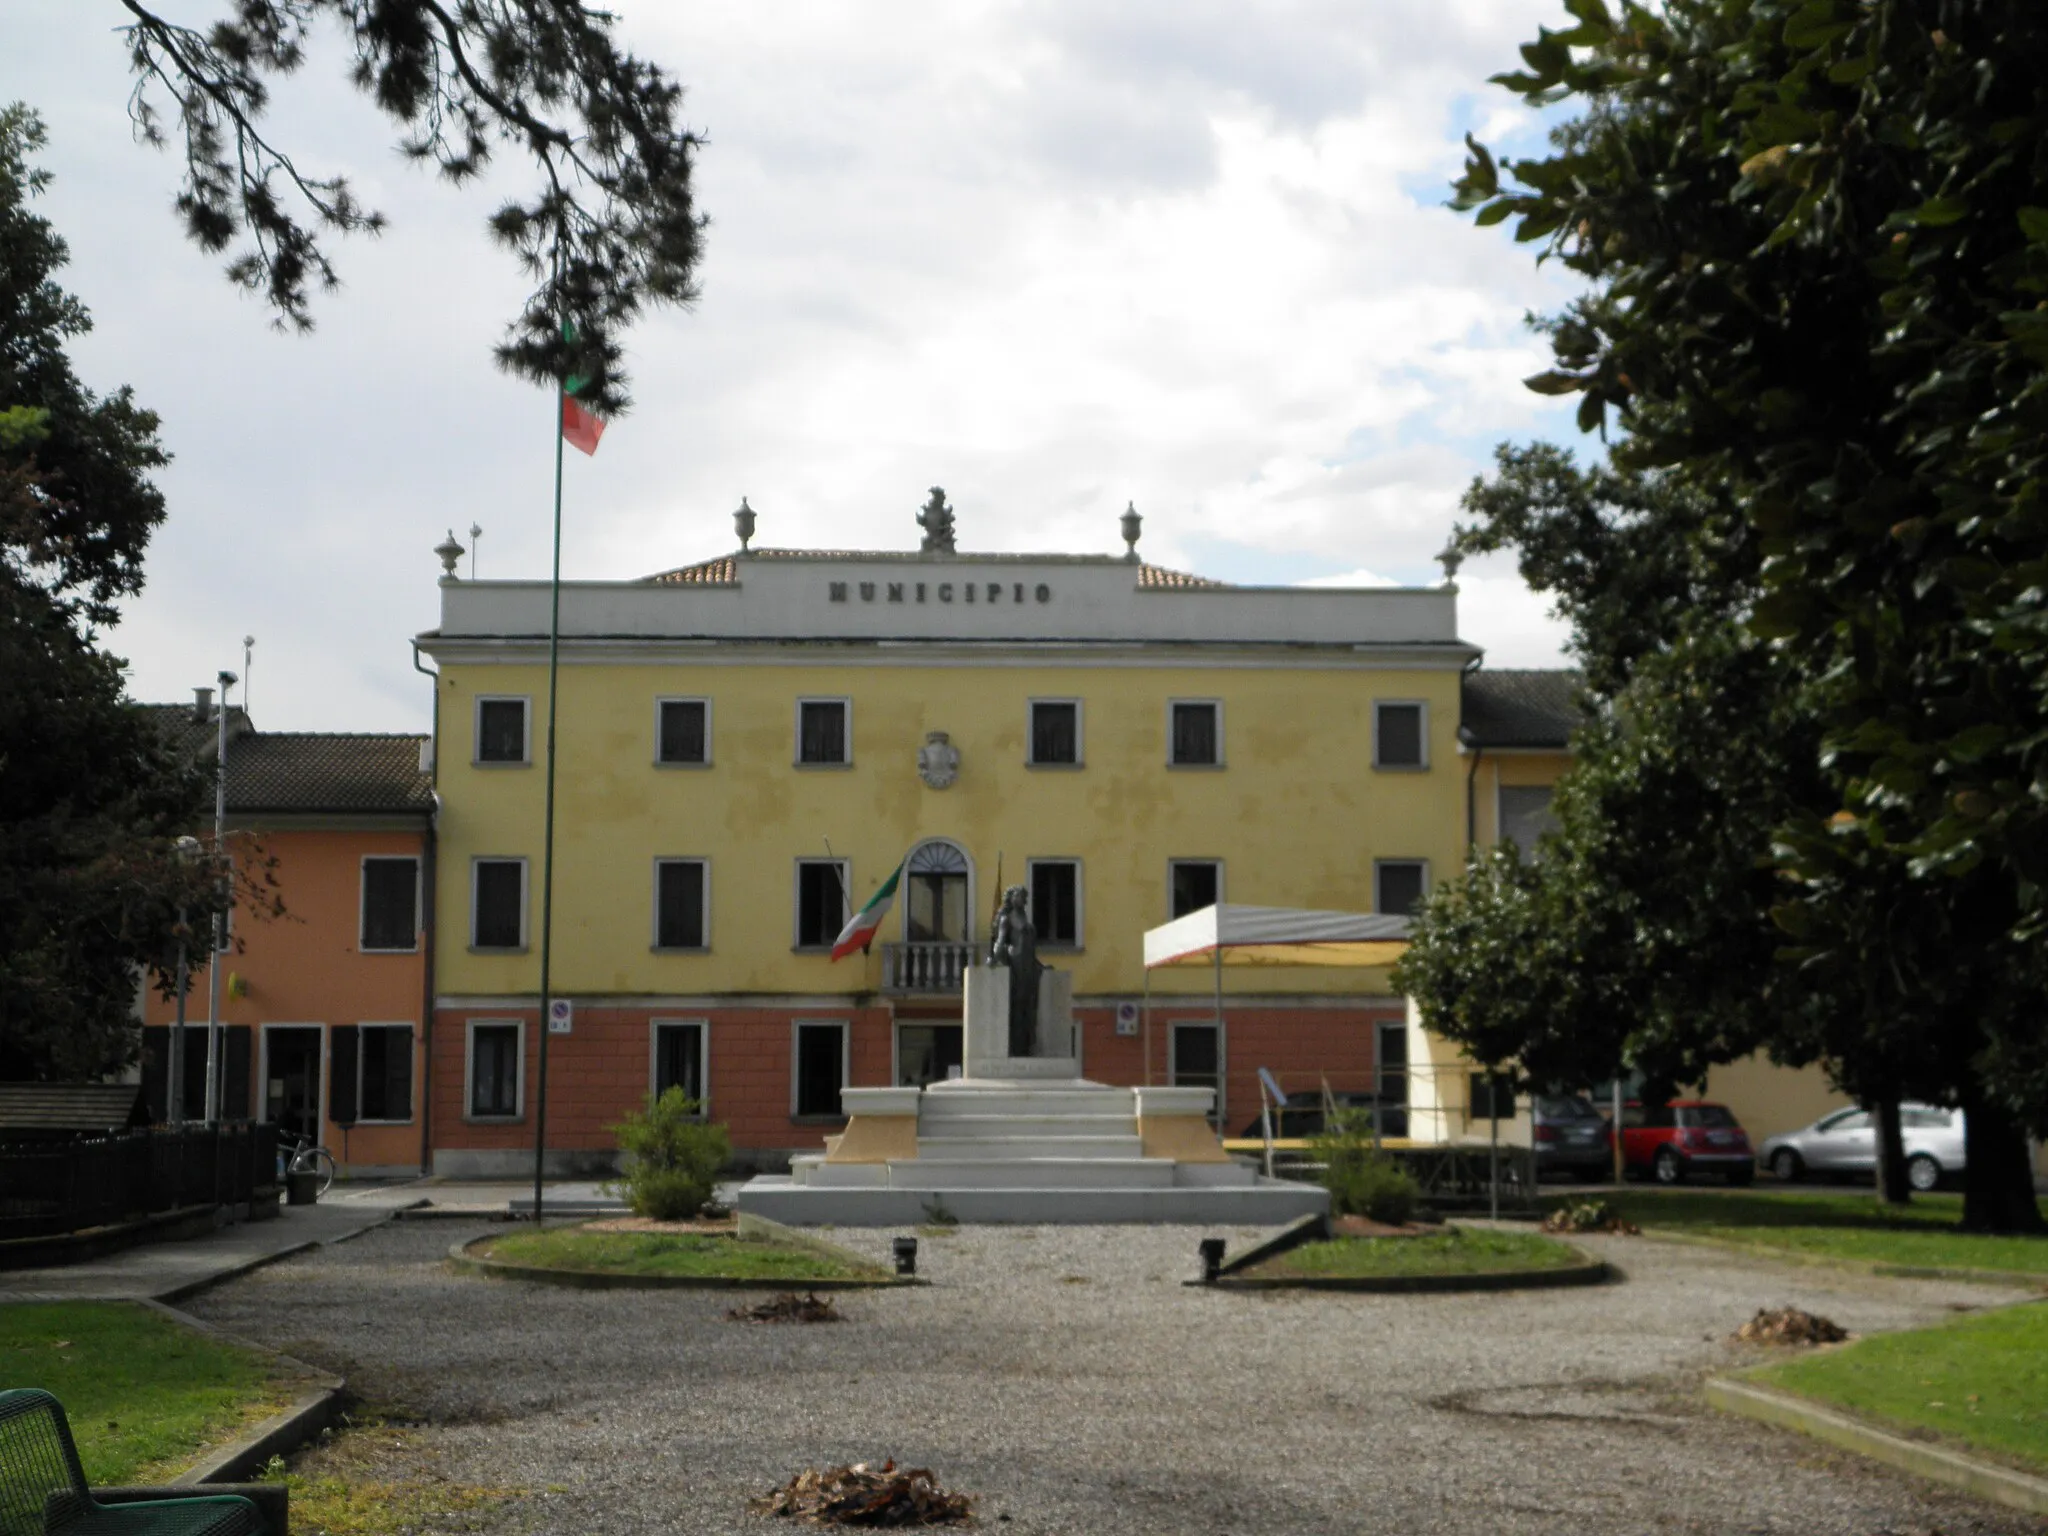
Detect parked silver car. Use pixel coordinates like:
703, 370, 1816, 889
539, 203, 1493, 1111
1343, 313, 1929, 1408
1759, 1104, 1965, 1191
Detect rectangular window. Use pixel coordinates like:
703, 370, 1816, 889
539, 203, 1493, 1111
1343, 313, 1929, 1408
1029, 859, 1081, 947
360, 857, 419, 951
1374, 701, 1426, 769
793, 1020, 848, 1118
1498, 784, 1557, 851
468, 1021, 521, 1118
1169, 700, 1222, 766
794, 859, 848, 949
896, 1023, 963, 1088
1170, 1021, 1220, 1095
653, 859, 709, 950
471, 858, 527, 949
1470, 1072, 1517, 1122
1029, 700, 1081, 765
651, 1020, 707, 1110
1169, 859, 1221, 919
1375, 1020, 1410, 1138
797, 698, 850, 765
656, 698, 710, 765
1374, 859, 1429, 917
357, 1024, 415, 1122
475, 696, 530, 764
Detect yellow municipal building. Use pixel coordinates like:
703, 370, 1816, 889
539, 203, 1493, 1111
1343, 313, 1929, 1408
412, 500, 1827, 1176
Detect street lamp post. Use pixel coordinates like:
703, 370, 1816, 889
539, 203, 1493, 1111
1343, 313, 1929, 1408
202, 669, 237, 1126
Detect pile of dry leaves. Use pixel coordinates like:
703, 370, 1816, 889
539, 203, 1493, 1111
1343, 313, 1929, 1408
1734, 1306, 1848, 1345
1540, 1200, 1640, 1236
751, 1461, 974, 1526
727, 1291, 842, 1324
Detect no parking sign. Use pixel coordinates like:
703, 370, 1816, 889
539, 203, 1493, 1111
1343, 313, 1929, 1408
547, 998, 574, 1034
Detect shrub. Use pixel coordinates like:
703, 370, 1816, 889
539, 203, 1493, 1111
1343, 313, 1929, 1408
604, 1088, 731, 1220
1312, 1109, 1421, 1225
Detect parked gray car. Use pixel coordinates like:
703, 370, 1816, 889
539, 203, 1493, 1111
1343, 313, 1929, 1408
1758, 1104, 1965, 1191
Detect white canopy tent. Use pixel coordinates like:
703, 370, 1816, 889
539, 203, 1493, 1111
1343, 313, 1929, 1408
1137, 904, 1412, 1126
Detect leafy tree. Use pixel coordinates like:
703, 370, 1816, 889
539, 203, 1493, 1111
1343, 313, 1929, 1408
1444, 0, 2048, 1230
0, 105, 254, 1083
115, 0, 707, 413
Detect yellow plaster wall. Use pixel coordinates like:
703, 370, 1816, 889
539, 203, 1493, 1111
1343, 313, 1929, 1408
1137, 1113, 1234, 1163
822, 1114, 920, 1164
433, 657, 1466, 999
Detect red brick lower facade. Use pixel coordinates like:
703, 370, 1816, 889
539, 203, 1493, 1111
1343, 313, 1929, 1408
427, 998, 1404, 1177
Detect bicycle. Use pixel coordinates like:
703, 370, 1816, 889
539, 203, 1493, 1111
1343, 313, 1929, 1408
278, 1131, 337, 1196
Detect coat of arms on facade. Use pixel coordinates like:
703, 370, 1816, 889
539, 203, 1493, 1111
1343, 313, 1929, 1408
918, 730, 960, 789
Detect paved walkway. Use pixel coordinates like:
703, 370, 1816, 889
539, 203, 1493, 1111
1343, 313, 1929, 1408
0, 1178, 624, 1304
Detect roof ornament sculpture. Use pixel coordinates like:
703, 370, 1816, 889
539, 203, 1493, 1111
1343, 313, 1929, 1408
1120, 501, 1142, 561
917, 486, 957, 554
435, 529, 466, 578
1434, 540, 1464, 590
734, 496, 757, 553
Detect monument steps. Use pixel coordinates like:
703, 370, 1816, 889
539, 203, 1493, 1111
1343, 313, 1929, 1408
913, 1133, 1145, 1161
879, 1157, 1181, 1190
918, 1086, 1134, 1120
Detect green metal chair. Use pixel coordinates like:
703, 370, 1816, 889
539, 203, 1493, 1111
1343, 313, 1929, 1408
0, 1390, 267, 1536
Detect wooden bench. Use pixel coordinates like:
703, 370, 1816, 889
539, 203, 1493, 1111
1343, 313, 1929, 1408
0, 1390, 271, 1536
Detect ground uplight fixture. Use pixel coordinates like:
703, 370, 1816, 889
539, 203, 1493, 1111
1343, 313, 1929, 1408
1198, 1237, 1226, 1285
892, 1236, 918, 1277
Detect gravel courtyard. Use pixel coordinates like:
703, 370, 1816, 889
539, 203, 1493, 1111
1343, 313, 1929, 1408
187, 1219, 2047, 1536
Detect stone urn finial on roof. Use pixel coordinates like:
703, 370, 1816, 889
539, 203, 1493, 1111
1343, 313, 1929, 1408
1120, 501, 1142, 561
735, 496, 757, 553
434, 529, 465, 578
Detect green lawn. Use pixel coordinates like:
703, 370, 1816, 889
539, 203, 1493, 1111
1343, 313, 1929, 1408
1254, 1228, 1582, 1279
1752, 1300, 2048, 1474
479, 1226, 885, 1281
1546, 1189, 2048, 1278
0, 1301, 301, 1483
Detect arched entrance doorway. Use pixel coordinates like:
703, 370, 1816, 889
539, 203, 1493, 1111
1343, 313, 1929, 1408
894, 839, 975, 1086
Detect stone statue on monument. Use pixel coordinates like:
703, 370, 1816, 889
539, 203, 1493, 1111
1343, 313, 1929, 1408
917, 486, 957, 554
986, 885, 1043, 1056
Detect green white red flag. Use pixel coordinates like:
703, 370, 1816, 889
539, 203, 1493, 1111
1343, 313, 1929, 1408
561, 323, 606, 455
832, 856, 906, 960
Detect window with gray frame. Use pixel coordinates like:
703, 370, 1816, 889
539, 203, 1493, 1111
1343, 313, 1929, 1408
1170, 701, 1221, 766
654, 859, 708, 949
1169, 859, 1220, 919
1499, 784, 1557, 851
795, 860, 848, 948
360, 857, 419, 950
476, 697, 529, 763
470, 1023, 520, 1117
793, 1021, 846, 1118
797, 699, 849, 764
1030, 860, 1080, 947
653, 1020, 706, 1106
1374, 859, 1428, 917
1373, 701, 1424, 768
1029, 701, 1080, 765
657, 699, 709, 765
471, 859, 526, 949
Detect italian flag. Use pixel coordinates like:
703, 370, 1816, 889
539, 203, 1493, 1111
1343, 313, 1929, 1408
831, 856, 906, 961
561, 323, 606, 456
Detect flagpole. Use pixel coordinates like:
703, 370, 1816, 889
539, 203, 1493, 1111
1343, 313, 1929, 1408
532, 295, 569, 1228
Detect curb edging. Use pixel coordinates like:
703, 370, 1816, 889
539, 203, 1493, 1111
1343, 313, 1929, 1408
1705, 1377, 2048, 1517
447, 1234, 913, 1290
1633, 1228, 2048, 1291
1203, 1251, 1612, 1293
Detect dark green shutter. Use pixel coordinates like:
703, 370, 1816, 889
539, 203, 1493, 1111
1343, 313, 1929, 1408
223, 1027, 253, 1120
330, 1025, 359, 1127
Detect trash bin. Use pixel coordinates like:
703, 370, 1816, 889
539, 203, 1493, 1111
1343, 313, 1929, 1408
286, 1169, 320, 1206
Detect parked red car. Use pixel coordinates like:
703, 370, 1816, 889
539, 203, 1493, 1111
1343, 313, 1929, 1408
1620, 1100, 1755, 1185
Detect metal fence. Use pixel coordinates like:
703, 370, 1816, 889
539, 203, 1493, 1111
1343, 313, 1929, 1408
0, 1123, 279, 1241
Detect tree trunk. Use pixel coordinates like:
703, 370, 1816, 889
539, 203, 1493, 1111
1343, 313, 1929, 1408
1960, 1093, 2046, 1234
1872, 1097, 1910, 1206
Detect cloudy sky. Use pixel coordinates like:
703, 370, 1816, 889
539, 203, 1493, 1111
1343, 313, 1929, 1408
9, 2, 1583, 732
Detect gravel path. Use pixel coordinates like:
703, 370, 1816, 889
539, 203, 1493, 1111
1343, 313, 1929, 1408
186, 1220, 2048, 1536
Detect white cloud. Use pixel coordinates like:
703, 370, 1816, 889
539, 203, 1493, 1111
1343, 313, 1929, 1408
4, 1, 1583, 728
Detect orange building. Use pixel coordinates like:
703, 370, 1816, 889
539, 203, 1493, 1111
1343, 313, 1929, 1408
139, 702, 434, 1177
